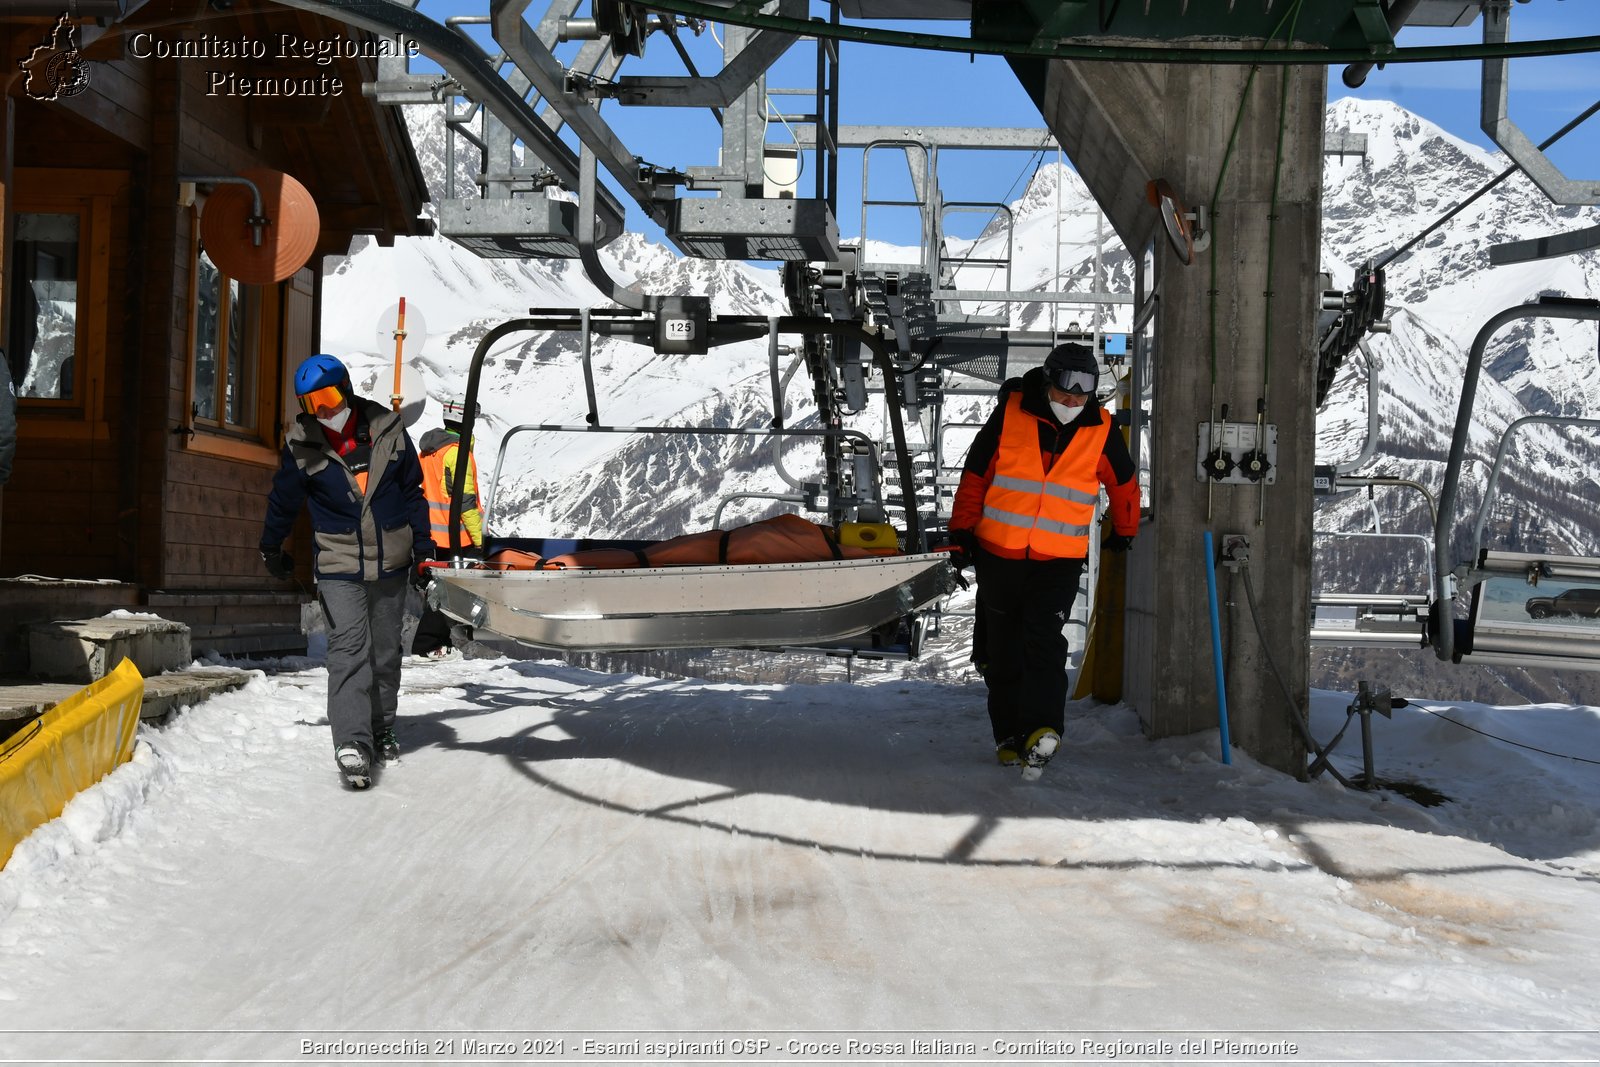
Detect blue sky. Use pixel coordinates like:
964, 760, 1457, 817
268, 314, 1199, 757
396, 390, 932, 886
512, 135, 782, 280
414, 1, 1599, 241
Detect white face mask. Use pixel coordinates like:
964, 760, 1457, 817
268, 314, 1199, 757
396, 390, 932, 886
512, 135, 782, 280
317, 406, 352, 433
1050, 399, 1086, 424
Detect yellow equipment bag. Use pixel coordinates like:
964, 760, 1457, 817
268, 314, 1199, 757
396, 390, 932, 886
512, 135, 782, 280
838, 522, 898, 551
0, 658, 145, 869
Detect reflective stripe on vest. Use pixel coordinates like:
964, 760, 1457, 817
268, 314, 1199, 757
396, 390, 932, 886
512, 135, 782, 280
973, 393, 1110, 558
419, 442, 478, 549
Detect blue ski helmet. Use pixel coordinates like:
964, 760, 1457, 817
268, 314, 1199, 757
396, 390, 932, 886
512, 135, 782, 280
293, 354, 353, 417
293, 353, 350, 396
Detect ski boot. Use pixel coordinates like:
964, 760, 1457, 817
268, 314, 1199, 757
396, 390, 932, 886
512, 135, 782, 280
1020, 727, 1060, 782
995, 737, 1022, 767
335, 743, 374, 790
376, 726, 400, 765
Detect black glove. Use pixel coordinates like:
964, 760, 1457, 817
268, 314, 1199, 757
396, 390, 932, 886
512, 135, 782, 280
410, 563, 433, 592
1101, 532, 1134, 553
947, 528, 977, 569
260, 546, 294, 580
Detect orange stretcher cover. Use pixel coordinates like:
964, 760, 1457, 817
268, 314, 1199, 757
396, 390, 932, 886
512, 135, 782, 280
488, 514, 898, 571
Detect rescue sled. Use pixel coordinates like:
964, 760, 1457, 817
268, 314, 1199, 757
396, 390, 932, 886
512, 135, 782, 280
423, 515, 958, 653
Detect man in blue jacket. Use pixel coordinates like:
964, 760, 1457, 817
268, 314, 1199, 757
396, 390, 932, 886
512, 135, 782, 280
259, 354, 432, 790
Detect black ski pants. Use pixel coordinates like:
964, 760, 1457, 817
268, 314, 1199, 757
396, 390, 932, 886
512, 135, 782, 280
972, 549, 1085, 745
411, 600, 454, 655
410, 543, 471, 654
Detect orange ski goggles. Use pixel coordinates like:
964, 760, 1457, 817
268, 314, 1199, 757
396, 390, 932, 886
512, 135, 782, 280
297, 384, 348, 418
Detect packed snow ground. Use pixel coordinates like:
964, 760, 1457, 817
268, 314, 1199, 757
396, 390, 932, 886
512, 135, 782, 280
2, 636, 1600, 1064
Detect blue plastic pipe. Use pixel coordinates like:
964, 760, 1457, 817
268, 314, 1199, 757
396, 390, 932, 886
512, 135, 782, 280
1203, 530, 1233, 764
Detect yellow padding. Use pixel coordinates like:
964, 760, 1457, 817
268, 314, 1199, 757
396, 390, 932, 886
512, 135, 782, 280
838, 522, 898, 550
0, 658, 145, 870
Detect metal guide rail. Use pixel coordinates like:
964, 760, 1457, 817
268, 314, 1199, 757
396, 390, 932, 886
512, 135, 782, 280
1310, 592, 1429, 650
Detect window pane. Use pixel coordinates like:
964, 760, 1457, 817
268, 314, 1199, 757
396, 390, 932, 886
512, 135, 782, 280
7, 212, 79, 400
224, 280, 257, 429
192, 251, 221, 422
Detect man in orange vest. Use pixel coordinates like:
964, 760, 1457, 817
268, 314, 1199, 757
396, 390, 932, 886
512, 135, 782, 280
411, 398, 484, 659
947, 341, 1139, 773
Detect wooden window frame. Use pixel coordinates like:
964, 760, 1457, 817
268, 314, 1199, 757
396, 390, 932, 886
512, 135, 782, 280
182, 203, 283, 466
7, 168, 118, 441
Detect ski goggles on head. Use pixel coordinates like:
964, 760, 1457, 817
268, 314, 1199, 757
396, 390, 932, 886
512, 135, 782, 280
297, 383, 348, 417
1054, 369, 1097, 395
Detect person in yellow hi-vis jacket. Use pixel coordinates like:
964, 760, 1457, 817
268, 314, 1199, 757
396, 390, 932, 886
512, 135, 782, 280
411, 398, 484, 659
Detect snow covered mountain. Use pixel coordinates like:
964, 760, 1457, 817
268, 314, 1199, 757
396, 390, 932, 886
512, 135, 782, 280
323, 107, 799, 538
321, 97, 1600, 697
1314, 100, 1600, 581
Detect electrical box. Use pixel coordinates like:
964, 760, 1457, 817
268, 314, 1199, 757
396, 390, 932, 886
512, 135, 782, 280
763, 146, 800, 200
1195, 421, 1278, 485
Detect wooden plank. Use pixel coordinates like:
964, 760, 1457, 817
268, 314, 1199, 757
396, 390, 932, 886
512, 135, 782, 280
165, 513, 266, 550
166, 449, 278, 492
145, 589, 302, 608
5, 453, 112, 489
166, 480, 272, 521
3, 524, 120, 554
162, 541, 267, 575
159, 571, 275, 589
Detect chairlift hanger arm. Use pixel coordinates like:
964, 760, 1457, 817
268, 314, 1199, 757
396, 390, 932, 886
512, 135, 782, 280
1482, 9, 1600, 207
491, 0, 672, 219
613, 24, 800, 107
271, 0, 629, 230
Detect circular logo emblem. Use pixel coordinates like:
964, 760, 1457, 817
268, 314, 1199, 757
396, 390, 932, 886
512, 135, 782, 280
47, 51, 91, 99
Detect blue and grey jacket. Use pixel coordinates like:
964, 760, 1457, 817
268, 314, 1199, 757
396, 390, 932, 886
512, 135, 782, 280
260, 397, 432, 582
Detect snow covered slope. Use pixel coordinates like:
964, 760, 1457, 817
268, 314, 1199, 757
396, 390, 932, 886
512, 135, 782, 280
1, 654, 1598, 1056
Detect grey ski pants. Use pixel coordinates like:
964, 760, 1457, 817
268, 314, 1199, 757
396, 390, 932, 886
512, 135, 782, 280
317, 575, 407, 754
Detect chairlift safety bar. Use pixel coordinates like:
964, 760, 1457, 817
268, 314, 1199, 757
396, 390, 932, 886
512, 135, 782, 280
1433, 297, 1600, 661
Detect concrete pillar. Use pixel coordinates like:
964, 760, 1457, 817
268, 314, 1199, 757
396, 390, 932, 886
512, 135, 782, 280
1022, 56, 1326, 775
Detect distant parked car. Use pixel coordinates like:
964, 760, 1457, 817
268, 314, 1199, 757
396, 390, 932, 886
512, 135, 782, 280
1525, 587, 1600, 620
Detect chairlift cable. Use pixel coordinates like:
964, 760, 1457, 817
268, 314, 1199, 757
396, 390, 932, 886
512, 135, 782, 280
940, 133, 1052, 316
1376, 98, 1600, 272
1411, 707, 1600, 767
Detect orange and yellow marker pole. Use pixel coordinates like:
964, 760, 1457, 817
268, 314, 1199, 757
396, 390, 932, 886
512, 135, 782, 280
390, 296, 407, 412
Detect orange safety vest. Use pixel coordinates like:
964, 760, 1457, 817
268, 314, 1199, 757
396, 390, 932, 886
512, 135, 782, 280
973, 393, 1110, 559
419, 440, 480, 550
